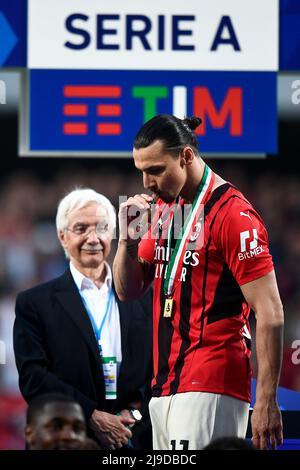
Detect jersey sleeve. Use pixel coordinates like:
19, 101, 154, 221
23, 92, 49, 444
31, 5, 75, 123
216, 198, 274, 286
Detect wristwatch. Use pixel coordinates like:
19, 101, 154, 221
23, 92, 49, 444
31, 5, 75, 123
128, 408, 142, 423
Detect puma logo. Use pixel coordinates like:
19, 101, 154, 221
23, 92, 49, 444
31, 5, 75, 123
240, 211, 252, 220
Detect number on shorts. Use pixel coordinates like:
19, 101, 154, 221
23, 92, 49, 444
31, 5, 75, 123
170, 439, 189, 450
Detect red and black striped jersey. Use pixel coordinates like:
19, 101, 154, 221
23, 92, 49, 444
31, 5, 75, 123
138, 183, 274, 403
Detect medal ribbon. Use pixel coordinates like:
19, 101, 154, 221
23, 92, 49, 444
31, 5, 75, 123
163, 165, 213, 297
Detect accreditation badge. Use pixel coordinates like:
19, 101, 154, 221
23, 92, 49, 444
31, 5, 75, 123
102, 356, 117, 400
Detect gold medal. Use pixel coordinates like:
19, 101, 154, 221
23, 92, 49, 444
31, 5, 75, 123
163, 298, 173, 318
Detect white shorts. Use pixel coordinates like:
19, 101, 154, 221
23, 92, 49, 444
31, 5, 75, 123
149, 392, 250, 450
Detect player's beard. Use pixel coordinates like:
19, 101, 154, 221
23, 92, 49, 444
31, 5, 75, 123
155, 191, 176, 204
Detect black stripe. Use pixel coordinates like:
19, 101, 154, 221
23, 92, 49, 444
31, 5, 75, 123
244, 336, 252, 351
199, 237, 210, 346
153, 203, 189, 395
199, 189, 246, 346
204, 183, 232, 217
169, 259, 193, 395
154, 185, 245, 393
152, 244, 175, 397
166, 186, 235, 391
207, 263, 244, 325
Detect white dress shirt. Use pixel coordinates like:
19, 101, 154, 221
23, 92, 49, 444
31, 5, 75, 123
70, 262, 122, 366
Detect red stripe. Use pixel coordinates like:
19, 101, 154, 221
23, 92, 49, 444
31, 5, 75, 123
97, 123, 121, 135
63, 104, 88, 116
97, 104, 121, 116
63, 123, 88, 135
63, 86, 121, 98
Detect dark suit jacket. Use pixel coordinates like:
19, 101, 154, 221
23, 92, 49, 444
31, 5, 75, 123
13, 268, 153, 448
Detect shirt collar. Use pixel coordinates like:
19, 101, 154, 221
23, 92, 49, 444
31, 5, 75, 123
70, 261, 112, 292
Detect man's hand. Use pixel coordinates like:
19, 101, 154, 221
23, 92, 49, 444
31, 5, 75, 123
119, 194, 153, 242
89, 410, 135, 450
119, 409, 136, 429
251, 399, 283, 450
241, 272, 284, 450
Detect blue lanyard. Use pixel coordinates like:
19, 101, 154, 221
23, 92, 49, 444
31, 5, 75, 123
79, 287, 113, 354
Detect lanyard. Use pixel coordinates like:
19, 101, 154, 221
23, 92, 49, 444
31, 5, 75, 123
79, 286, 113, 354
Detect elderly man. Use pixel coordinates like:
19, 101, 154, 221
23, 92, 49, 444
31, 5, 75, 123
14, 189, 153, 450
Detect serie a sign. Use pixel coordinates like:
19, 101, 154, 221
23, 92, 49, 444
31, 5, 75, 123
28, 0, 278, 71
24, 0, 278, 156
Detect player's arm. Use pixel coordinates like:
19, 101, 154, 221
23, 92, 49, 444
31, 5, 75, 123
240, 271, 284, 450
114, 242, 154, 301
113, 194, 155, 301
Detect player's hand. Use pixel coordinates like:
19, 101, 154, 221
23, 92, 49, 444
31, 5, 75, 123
251, 399, 283, 450
89, 410, 134, 450
118, 194, 153, 243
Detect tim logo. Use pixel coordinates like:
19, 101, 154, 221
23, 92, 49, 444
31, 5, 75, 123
238, 229, 264, 260
61, 83, 242, 137
0, 340, 5, 365
62, 85, 121, 136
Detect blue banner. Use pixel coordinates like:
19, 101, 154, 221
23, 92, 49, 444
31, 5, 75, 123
29, 69, 277, 155
280, 0, 300, 70
0, 0, 27, 66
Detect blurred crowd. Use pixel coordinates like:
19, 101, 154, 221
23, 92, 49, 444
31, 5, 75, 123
0, 161, 299, 449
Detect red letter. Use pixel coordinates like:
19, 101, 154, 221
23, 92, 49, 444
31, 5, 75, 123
193, 87, 242, 136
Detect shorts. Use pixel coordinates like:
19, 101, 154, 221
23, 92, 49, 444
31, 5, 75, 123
149, 392, 250, 450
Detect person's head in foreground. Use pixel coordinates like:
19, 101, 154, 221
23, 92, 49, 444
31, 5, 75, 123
25, 393, 87, 450
203, 436, 256, 450
133, 114, 202, 203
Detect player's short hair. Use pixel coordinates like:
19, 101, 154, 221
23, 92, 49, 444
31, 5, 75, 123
26, 393, 82, 425
56, 188, 116, 236
133, 114, 202, 156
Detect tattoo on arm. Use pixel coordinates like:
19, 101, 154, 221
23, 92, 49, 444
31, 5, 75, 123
139, 257, 155, 285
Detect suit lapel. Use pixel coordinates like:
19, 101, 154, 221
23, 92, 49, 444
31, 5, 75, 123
118, 301, 130, 356
53, 269, 102, 368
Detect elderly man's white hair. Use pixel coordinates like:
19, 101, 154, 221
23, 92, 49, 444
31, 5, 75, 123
56, 188, 116, 236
